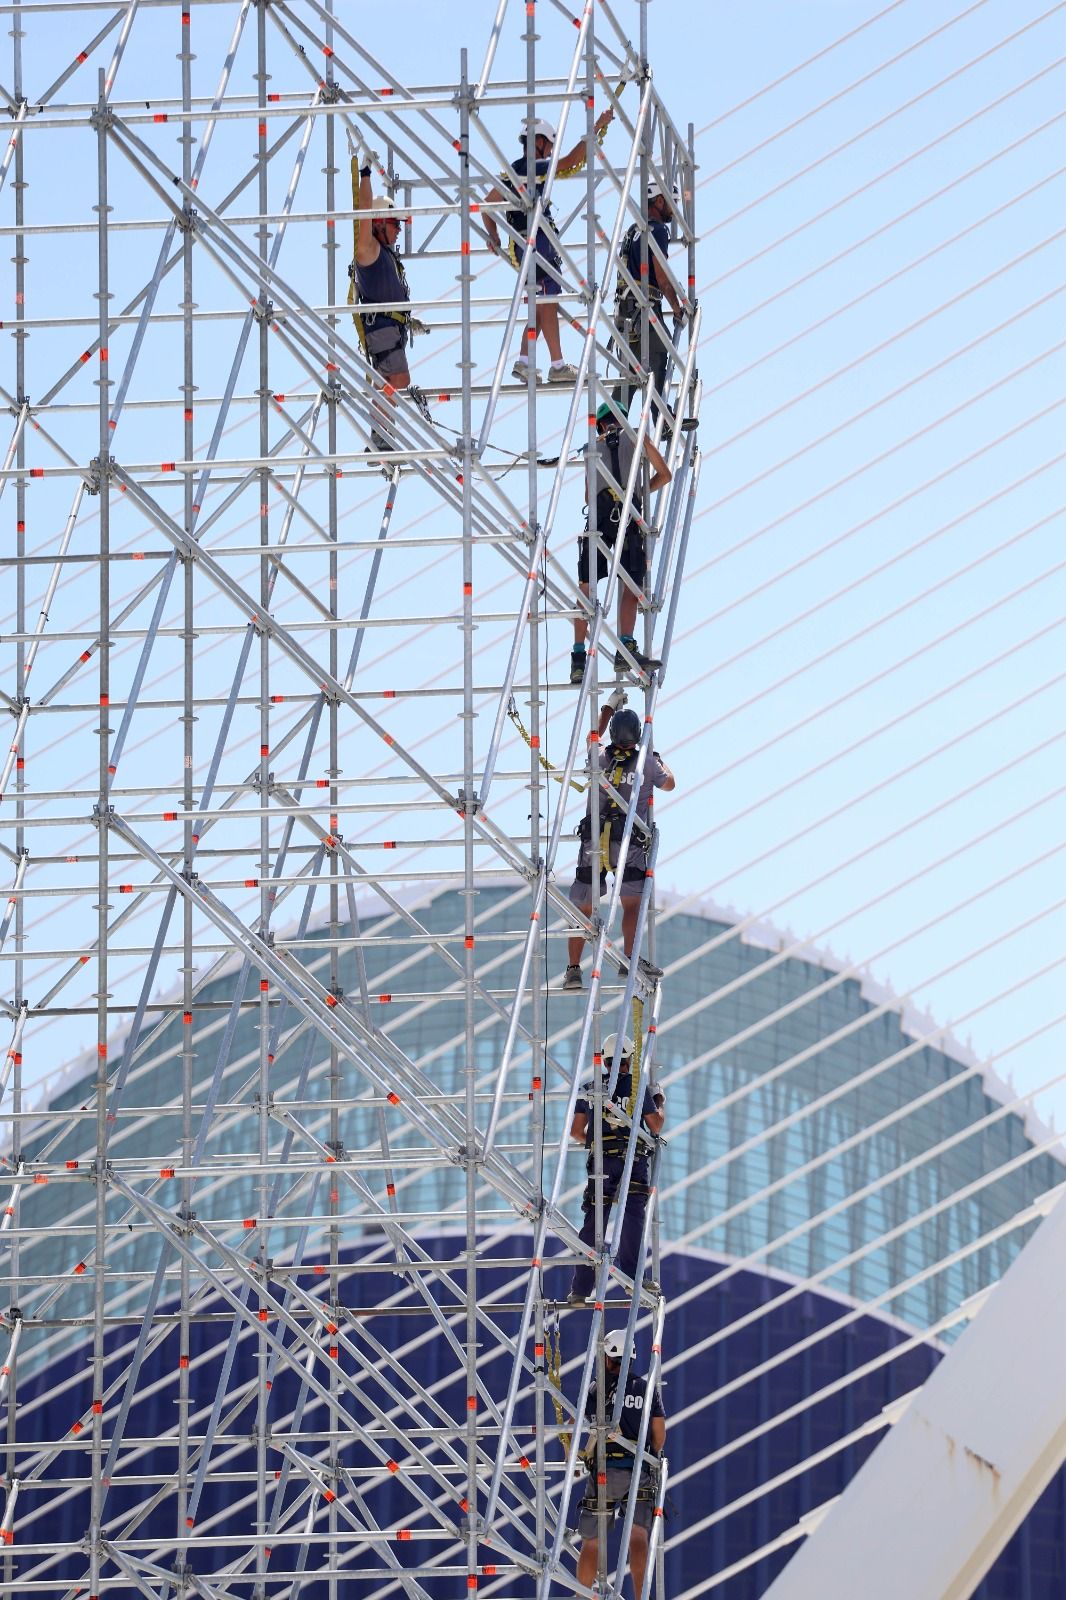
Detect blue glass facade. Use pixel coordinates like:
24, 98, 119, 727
8, 886, 1065, 1595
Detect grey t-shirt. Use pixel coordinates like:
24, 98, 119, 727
586, 426, 639, 509
594, 743, 668, 828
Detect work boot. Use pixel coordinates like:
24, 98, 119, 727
562, 963, 583, 992
614, 637, 661, 675
617, 954, 664, 985
547, 360, 579, 384
570, 647, 587, 685
512, 356, 542, 385
368, 427, 395, 455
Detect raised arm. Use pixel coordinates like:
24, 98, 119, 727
355, 164, 380, 268
556, 106, 613, 177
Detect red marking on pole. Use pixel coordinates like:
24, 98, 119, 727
534, 1342, 544, 1358
316, 777, 328, 787
73, 1262, 86, 1275
467, 1396, 476, 1411
386, 1183, 396, 1196
153, 113, 168, 123
160, 1167, 174, 1179
161, 461, 175, 472
260, 744, 269, 757
329, 1345, 338, 1358
181, 1012, 193, 1026
77, 51, 88, 62
118, 884, 132, 894
268, 92, 280, 102
260, 980, 269, 993
314, 1263, 325, 1275
387, 1091, 400, 1105
465, 936, 474, 948
460, 240, 470, 255
178, 1354, 188, 1369
325, 993, 338, 1008
71, 1420, 83, 1434
397, 1529, 411, 1540
383, 734, 394, 746
92, 1400, 102, 1414
463, 582, 472, 594
258, 121, 266, 137
16, 520, 23, 533
244, 879, 259, 889
66, 1160, 78, 1170
79, 351, 90, 365
29, 468, 43, 479
531, 1077, 542, 1091
467, 1579, 477, 1591
243, 1218, 257, 1229
258, 1308, 268, 1321
380, 86, 394, 95
378, 993, 392, 1004
322, 44, 334, 56
97, 1044, 107, 1058
383, 840, 395, 849
437, 393, 449, 402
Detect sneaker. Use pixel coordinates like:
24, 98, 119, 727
512, 358, 542, 384
679, 415, 699, 433
567, 1291, 593, 1307
368, 428, 395, 454
562, 963, 583, 992
614, 638, 661, 675
547, 361, 579, 384
570, 648, 587, 685
638, 955, 664, 982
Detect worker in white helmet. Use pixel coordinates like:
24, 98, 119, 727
613, 176, 693, 433
569, 1032, 664, 1303
576, 1327, 667, 1599
348, 139, 416, 454
483, 109, 613, 385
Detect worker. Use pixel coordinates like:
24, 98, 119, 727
569, 1032, 665, 1304
349, 144, 414, 453
571, 402, 671, 687
562, 693, 675, 993
613, 178, 691, 430
483, 109, 613, 385
576, 1328, 667, 1599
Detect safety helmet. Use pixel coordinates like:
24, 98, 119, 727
523, 117, 557, 144
602, 1032, 634, 1063
596, 400, 615, 426
602, 1330, 625, 1359
608, 707, 641, 749
647, 177, 681, 206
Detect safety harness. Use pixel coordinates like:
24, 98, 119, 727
347, 157, 413, 365
581, 996, 648, 1204
595, 426, 643, 534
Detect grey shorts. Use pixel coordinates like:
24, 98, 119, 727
372, 343, 410, 380
578, 1465, 655, 1538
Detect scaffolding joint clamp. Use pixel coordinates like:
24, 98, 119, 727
319, 79, 342, 105
89, 104, 114, 133
87, 455, 115, 494
177, 203, 199, 235
460, 1511, 486, 1537
251, 296, 274, 325
456, 788, 481, 817
90, 803, 114, 825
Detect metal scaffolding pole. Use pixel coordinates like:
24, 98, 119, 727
0, 2, 699, 1594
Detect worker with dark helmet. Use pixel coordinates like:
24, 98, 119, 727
576, 1327, 667, 1598
613, 176, 693, 430
569, 1032, 665, 1304
348, 137, 416, 453
570, 400, 671, 686
562, 693, 675, 993
483, 108, 612, 385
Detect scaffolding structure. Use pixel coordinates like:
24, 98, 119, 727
0, 2, 699, 1596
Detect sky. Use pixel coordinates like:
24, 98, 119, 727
3, 0, 1066, 1130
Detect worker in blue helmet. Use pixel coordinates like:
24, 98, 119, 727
571, 400, 671, 687
562, 692, 675, 992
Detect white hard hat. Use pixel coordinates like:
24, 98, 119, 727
602, 1330, 625, 1359
370, 194, 397, 214
602, 1032, 634, 1062
523, 118, 557, 143
646, 177, 680, 205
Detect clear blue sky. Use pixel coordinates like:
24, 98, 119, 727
4, 0, 1066, 1130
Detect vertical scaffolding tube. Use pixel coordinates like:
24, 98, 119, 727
89, 64, 112, 1600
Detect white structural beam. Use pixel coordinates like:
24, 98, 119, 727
763, 1184, 1066, 1600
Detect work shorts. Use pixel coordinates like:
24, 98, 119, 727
578, 1465, 656, 1537
578, 517, 646, 587
509, 230, 562, 299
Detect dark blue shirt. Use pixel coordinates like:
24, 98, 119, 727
352, 242, 408, 311
504, 154, 556, 231
585, 1368, 665, 1454
577, 1069, 659, 1184
623, 218, 669, 296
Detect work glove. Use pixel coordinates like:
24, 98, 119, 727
407, 316, 431, 337
605, 686, 627, 713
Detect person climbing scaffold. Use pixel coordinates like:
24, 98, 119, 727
576, 1328, 667, 1599
562, 693, 675, 993
613, 177, 693, 434
483, 109, 613, 385
571, 401, 671, 686
569, 1032, 665, 1304
347, 138, 427, 454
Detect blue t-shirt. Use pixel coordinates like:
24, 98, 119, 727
623, 218, 669, 296
505, 153, 556, 231
353, 242, 408, 311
